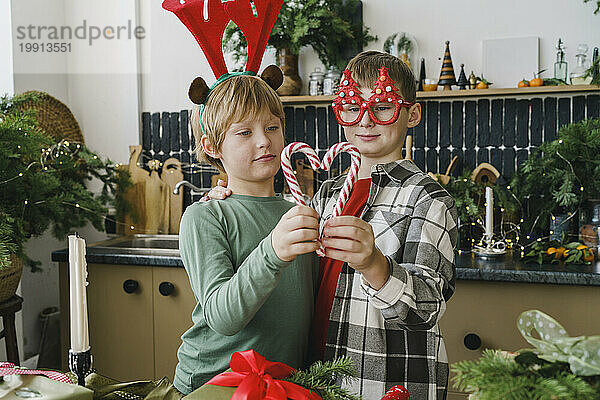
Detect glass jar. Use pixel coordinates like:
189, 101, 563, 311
579, 199, 600, 249
323, 66, 342, 95
570, 43, 592, 85
308, 67, 325, 96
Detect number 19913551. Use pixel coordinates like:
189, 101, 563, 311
19, 42, 72, 53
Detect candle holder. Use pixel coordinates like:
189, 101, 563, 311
472, 237, 508, 260
69, 349, 92, 386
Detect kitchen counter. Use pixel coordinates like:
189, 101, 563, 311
52, 246, 600, 287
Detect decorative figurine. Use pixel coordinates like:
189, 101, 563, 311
457, 64, 468, 90
468, 70, 477, 90
438, 40, 457, 90
418, 58, 426, 91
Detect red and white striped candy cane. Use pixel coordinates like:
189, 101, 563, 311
281, 142, 321, 206
320, 142, 361, 218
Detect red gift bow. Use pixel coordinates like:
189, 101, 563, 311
207, 350, 322, 400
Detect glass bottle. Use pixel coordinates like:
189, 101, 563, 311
308, 67, 325, 96
554, 38, 568, 82
570, 43, 592, 85
592, 47, 599, 83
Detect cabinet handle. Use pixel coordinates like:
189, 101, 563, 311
464, 333, 482, 350
159, 282, 175, 296
123, 279, 139, 294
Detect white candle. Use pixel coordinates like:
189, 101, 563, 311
485, 187, 494, 245
69, 234, 90, 353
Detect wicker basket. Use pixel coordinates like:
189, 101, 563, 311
0, 254, 23, 303
17, 91, 85, 144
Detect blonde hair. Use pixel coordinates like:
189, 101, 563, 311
190, 75, 285, 171
346, 50, 417, 103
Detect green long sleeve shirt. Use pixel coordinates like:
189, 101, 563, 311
173, 194, 318, 395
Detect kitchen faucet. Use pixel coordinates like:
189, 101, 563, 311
173, 180, 205, 196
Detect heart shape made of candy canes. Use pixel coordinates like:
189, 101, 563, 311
280, 142, 361, 219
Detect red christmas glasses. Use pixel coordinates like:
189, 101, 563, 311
331, 66, 414, 126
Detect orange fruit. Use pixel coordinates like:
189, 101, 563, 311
584, 250, 595, 263
518, 79, 529, 88
476, 81, 488, 89
529, 77, 543, 87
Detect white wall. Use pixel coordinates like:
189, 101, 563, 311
10, 0, 142, 359
0, 0, 14, 96
143, 0, 600, 112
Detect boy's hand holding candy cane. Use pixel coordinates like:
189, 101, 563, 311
321, 216, 390, 290
271, 205, 320, 262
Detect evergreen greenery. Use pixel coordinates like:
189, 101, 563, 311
383, 33, 413, 55
0, 216, 16, 269
223, 0, 376, 70
0, 92, 131, 270
452, 350, 600, 399
509, 118, 600, 237
585, 56, 600, 85
584, 0, 600, 14
286, 356, 361, 400
441, 170, 520, 230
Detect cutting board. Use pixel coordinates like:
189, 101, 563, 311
162, 157, 184, 234
121, 145, 170, 234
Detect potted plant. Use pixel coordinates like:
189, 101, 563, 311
223, 0, 376, 95
0, 92, 130, 300
510, 118, 600, 240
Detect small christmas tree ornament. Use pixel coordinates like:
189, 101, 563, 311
457, 63, 468, 90
438, 40, 457, 90
418, 58, 426, 91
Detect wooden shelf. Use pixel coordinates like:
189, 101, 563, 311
280, 85, 600, 105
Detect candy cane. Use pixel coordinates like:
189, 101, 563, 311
281, 142, 321, 206
320, 142, 361, 218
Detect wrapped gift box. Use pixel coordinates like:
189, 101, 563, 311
184, 381, 237, 400
0, 375, 93, 400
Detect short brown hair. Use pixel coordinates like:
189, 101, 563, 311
190, 75, 285, 171
346, 51, 416, 103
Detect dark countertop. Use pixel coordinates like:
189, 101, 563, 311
52, 248, 600, 287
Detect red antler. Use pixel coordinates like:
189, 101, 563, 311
163, 0, 230, 78
224, 0, 284, 73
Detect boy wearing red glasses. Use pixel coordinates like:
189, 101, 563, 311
312, 51, 458, 400
207, 50, 458, 399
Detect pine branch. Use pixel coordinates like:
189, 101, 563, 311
286, 357, 362, 400
451, 350, 599, 399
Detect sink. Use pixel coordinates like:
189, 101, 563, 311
88, 234, 180, 257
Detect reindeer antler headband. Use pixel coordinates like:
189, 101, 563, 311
162, 0, 284, 106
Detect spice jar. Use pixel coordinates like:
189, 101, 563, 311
308, 67, 325, 96
323, 66, 341, 95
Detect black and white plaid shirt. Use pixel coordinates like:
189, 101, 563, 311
312, 159, 458, 400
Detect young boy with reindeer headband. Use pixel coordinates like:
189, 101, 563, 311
162, 0, 320, 394
209, 50, 459, 399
